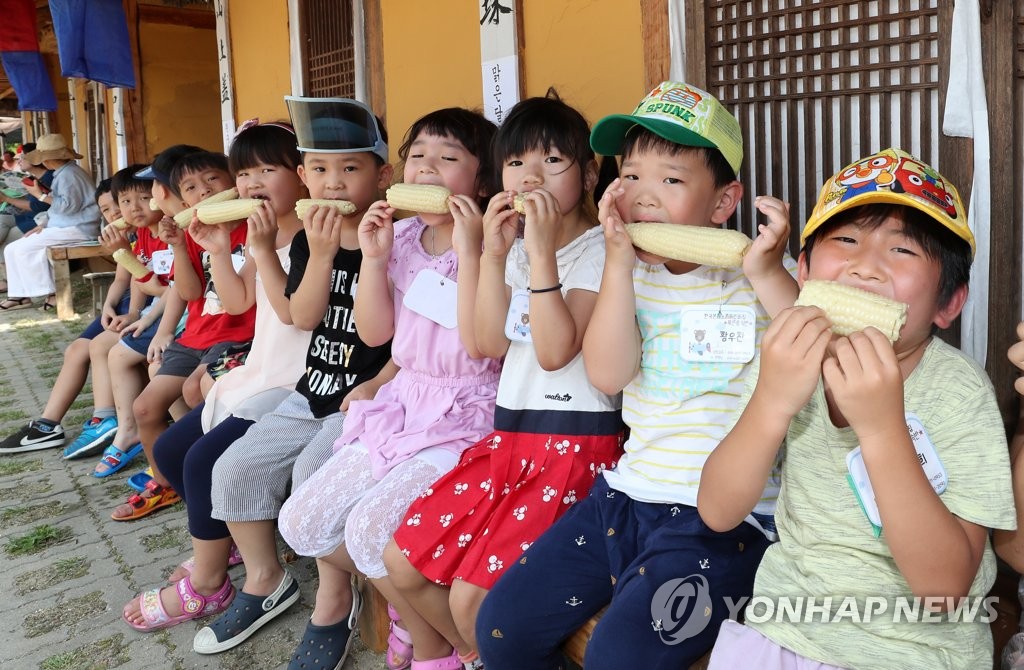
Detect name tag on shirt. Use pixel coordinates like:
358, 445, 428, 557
846, 412, 947, 537
679, 305, 755, 363
403, 269, 458, 329
151, 249, 173, 276
230, 251, 246, 273
504, 289, 533, 342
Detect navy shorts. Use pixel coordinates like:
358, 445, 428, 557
118, 318, 161, 356
77, 291, 131, 340
476, 477, 771, 670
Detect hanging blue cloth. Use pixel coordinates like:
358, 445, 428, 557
49, 0, 136, 89
0, 51, 58, 112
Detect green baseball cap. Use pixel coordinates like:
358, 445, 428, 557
590, 81, 743, 175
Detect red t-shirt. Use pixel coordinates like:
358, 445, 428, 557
131, 226, 168, 283
174, 224, 256, 350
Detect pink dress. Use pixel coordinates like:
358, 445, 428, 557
335, 217, 502, 480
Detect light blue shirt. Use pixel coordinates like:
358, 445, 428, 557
45, 161, 99, 233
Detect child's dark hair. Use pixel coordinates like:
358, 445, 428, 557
169, 151, 230, 195
397, 108, 498, 199
150, 144, 204, 194
111, 163, 153, 200
94, 178, 113, 203
230, 123, 301, 174
803, 203, 971, 309
492, 90, 594, 192
619, 127, 736, 189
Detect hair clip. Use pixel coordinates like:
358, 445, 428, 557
233, 118, 296, 139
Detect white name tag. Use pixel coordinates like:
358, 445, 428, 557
680, 305, 756, 363
151, 249, 173, 276
230, 252, 246, 273
503, 289, 533, 342
403, 269, 458, 329
846, 412, 947, 536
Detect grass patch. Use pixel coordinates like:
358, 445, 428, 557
69, 397, 94, 411
140, 524, 190, 553
24, 590, 105, 639
0, 500, 70, 529
0, 457, 44, 476
16, 556, 91, 595
4, 524, 73, 556
0, 479, 52, 502
0, 408, 29, 423
39, 633, 129, 670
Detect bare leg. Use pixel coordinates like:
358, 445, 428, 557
40, 337, 91, 422
106, 344, 146, 450
181, 365, 207, 409
132, 374, 184, 486
123, 536, 232, 624
85, 331, 119, 412
449, 579, 488, 653
310, 546, 356, 627
383, 539, 467, 660
227, 519, 285, 596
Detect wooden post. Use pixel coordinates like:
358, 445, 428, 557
121, 0, 147, 163
640, 0, 670, 90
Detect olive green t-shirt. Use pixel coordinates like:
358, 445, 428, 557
745, 337, 1015, 669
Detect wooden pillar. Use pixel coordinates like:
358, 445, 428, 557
121, 0, 147, 163
640, 0, 670, 90
363, 0, 387, 126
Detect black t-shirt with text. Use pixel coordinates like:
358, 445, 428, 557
286, 230, 391, 418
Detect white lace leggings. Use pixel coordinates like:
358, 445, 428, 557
278, 441, 457, 579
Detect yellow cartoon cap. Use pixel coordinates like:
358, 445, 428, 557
801, 148, 973, 256
590, 81, 743, 175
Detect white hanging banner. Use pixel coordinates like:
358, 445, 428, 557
479, 0, 520, 125
214, 0, 236, 152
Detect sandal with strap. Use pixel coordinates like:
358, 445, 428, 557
123, 574, 235, 631
0, 297, 32, 310
172, 543, 244, 583
94, 442, 143, 478
386, 603, 413, 670
410, 650, 462, 670
111, 480, 181, 521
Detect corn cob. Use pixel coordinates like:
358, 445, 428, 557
794, 280, 908, 342
173, 188, 240, 227
109, 217, 128, 230
512, 193, 528, 214
386, 184, 452, 215
112, 248, 151, 279
196, 198, 263, 225
295, 199, 357, 219
149, 198, 161, 211
624, 223, 752, 268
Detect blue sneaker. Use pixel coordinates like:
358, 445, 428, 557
62, 416, 117, 460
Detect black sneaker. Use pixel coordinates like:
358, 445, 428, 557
0, 420, 66, 454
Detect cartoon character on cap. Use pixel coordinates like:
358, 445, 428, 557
890, 155, 958, 219
836, 151, 898, 203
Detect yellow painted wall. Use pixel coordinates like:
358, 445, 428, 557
228, 0, 291, 123
380, 0, 645, 160
138, 22, 221, 158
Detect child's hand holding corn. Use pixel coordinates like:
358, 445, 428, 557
597, 178, 636, 271
521, 188, 562, 264
481, 191, 519, 260
358, 199, 395, 265
450, 194, 484, 258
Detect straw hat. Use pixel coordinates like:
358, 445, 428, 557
23, 134, 83, 163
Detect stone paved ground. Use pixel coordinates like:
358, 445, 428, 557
0, 280, 384, 670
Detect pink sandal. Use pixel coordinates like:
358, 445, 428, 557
123, 574, 235, 631
410, 649, 461, 670
387, 603, 413, 670
171, 543, 243, 582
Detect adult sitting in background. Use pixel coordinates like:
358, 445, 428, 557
1, 134, 99, 311
1, 150, 16, 171
0, 144, 53, 293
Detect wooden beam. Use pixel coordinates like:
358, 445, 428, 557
121, 0, 147, 163
640, 0, 670, 90
683, 0, 706, 87
363, 0, 386, 126
138, 4, 215, 30
0, 87, 13, 100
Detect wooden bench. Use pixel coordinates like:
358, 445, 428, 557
46, 243, 114, 319
356, 583, 711, 668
